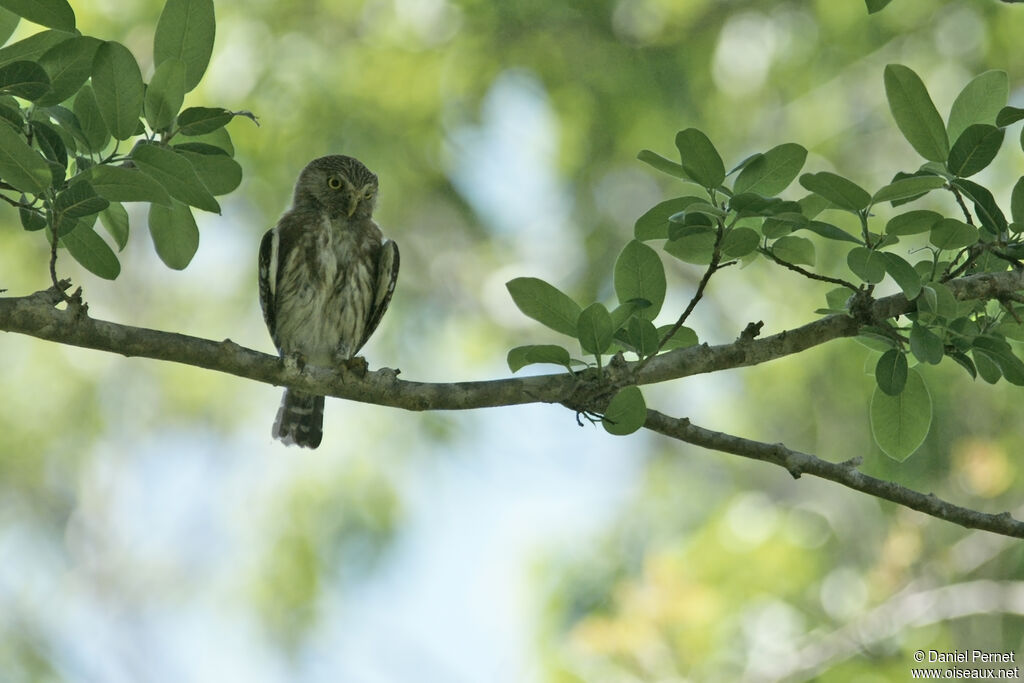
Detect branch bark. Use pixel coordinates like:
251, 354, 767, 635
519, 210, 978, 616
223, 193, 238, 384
2, 268, 1024, 536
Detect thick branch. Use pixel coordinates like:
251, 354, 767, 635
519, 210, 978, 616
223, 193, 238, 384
2, 269, 1023, 411
643, 409, 1024, 538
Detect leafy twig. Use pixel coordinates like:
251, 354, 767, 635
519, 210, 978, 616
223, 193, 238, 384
760, 248, 859, 290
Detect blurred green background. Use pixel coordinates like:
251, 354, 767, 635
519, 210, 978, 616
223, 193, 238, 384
2, 0, 1024, 681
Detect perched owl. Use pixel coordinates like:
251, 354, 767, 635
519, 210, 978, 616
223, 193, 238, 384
258, 155, 399, 449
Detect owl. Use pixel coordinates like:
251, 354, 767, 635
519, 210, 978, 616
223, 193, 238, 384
258, 155, 399, 448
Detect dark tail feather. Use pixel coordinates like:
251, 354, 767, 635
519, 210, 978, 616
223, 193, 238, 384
273, 389, 324, 449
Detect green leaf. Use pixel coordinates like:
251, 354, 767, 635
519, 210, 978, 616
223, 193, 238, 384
871, 175, 945, 205
798, 171, 871, 212
577, 302, 614, 356
176, 105, 232, 135
947, 124, 1004, 177
176, 148, 242, 196
0, 121, 50, 192
609, 299, 649, 331
36, 35, 99, 105
88, 164, 173, 205
31, 120, 66, 166
674, 128, 725, 189
664, 226, 715, 264
732, 143, 807, 196
91, 41, 144, 140
0, 0, 74, 31
61, 222, 120, 279
875, 348, 908, 396
174, 125, 234, 157
772, 235, 815, 266
98, 200, 128, 250
71, 83, 108, 152
0, 29, 73, 68
947, 70, 1008, 145
602, 386, 647, 436
947, 351, 977, 380
996, 106, 1024, 127
131, 142, 220, 213
154, 0, 215, 93
506, 344, 575, 373
506, 277, 581, 337
800, 220, 862, 244
909, 322, 944, 365
0, 59, 49, 100
614, 240, 665, 321
929, 218, 978, 251
883, 64, 949, 162
18, 197, 44, 230
0, 8, 18, 47
626, 317, 660, 358
886, 209, 941, 236
865, 0, 893, 13
951, 179, 1006, 234
656, 324, 698, 350
880, 252, 922, 300
634, 196, 703, 240
720, 226, 760, 258
144, 57, 185, 131
871, 368, 932, 461
972, 349, 1001, 383
636, 149, 686, 179
917, 283, 959, 319
148, 199, 198, 269
847, 247, 886, 284
54, 179, 108, 220
972, 336, 1024, 386
1012, 177, 1024, 225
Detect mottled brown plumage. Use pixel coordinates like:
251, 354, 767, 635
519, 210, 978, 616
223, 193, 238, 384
258, 155, 399, 448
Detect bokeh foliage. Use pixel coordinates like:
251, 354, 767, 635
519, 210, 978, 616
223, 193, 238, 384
2, 1, 1024, 681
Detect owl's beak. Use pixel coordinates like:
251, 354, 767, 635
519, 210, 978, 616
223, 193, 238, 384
346, 196, 360, 217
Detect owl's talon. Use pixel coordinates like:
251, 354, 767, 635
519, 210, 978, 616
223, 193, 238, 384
282, 351, 306, 372
339, 355, 369, 379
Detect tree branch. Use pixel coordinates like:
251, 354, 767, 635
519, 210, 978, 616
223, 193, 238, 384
643, 409, 1024, 538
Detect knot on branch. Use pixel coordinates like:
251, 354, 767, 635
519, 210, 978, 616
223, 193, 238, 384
738, 320, 764, 343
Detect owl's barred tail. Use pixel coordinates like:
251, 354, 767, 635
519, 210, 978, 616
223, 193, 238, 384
273, 389, 325, 449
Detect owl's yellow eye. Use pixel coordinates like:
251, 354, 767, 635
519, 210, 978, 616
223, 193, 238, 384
363, 189, 374, 199
327, 176, 342, 190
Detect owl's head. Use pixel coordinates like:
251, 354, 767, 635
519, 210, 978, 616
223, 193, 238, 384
293, 155, 379, 220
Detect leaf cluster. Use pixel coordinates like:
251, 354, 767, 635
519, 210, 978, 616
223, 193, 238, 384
0, 0, 254, 278
505, 63, 1024, 459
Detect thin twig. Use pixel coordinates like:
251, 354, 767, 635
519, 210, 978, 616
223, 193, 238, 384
760, 248, 860, 290
950, 184, 975, 225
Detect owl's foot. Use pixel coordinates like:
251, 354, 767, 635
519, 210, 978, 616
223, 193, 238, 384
282, 351, 307, 372
338, 355, 369, 379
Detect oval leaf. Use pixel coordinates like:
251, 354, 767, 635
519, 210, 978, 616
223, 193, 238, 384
870, 368, 932, 461
72, 83, 109, 152
947, 124, 1004, 178
154, 0, 215, 93
577, 302, 613, 356
91, 41, 144, 140
664, 227, 716, 264
886, 209, 941, 236
506, 344, 574, 373
929, 218, 978, 251
131, 142, 220, 213
602, 386, 647, 436
626, 317, 660, 357
0, 59, 49, 100
98, 200, 129, 250
0, 121, 51, 193
176, 105, 233, 136
176, 148, 242, 196
847, 247, 886, 284
634, 196, 704, 241
909, 322, 944, 366
875, 348, 908, 396
798, 171, 870, 212
36, 35, 100, 105
720, 226, 760, 258
89, 164, 173, 205
1012, 177, 1024, 225
614, 240, 665, 321
675, 128, 724, 189
54, 179, 108, 220
772, 235, 815, 266
947, 70, 1008, 145
733, 142, 807, 196
884, 63, 949, 162
656, 324, 698, 350
880, 252, 922, 300
148, 199, 198, 269
871, 175, 945, 205
144, 56, 185, 131
636, 148, 686, 179
506, 277, 581, 337
0, 0, 74, 31
61, 222, 120, 279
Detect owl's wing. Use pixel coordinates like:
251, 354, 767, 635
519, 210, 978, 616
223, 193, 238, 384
257, 227, 280, 350
359, 239, 399, 351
